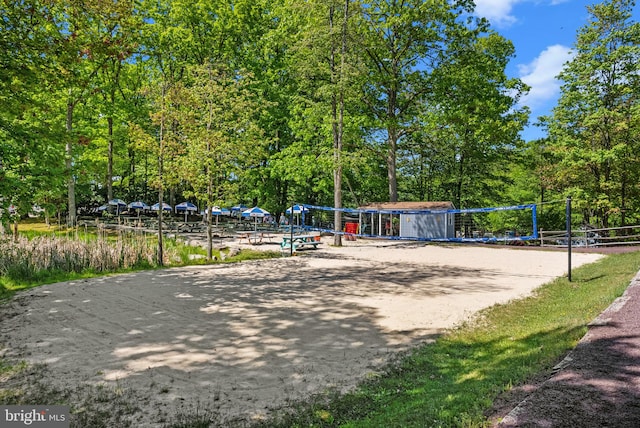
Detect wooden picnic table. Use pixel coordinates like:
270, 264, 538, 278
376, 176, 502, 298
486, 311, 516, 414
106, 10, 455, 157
236, 231, 266, 245
177, 222, 207, 233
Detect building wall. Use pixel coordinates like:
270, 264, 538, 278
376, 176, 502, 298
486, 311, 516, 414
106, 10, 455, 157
399, 213, 454, 239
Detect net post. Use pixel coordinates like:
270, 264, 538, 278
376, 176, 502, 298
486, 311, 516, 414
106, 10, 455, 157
566, 197, 572, 282
290, 204, 294, 256
532, 204, 538, 239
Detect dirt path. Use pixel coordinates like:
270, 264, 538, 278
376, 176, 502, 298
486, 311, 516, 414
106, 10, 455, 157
0, 241, 602, 426
497, 270, 640, 427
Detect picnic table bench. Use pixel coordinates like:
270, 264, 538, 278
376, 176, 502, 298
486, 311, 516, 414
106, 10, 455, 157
281, 234, 321, 253
177, 222, 207, 233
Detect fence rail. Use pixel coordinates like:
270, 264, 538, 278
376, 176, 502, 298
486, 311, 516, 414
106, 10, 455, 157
540, 224, 640, 248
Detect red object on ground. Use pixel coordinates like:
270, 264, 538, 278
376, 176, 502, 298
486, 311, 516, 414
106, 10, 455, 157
345, 222, 358, 234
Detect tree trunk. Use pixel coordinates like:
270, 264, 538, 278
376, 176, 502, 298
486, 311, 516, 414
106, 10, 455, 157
330, 4, 343, 246
387, 86, 399, 202
206, 95, 214, 261
156, 85, 166, 267
66, 99, 76, 226
107, 116, 114, 201
456, 152, 465, 209
387, 135, 398, 202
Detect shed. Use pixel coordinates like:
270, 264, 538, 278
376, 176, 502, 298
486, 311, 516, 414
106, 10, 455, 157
357, 201, 456, 240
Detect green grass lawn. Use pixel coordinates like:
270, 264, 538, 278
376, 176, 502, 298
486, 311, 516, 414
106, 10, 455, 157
258, 250, 640, 428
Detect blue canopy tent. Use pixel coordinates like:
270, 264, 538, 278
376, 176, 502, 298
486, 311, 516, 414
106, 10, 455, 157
209, 206, 222, 225
128, 201, 149, 217
286, 204, 309, 226
128, 201, 150, 210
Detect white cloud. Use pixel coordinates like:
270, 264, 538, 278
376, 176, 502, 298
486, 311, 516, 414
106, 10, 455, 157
518, 44, 575, 109
473, 0, 520, 26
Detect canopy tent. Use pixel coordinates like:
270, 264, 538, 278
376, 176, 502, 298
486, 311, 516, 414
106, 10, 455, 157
128, 201, 150, 210
204, 206, 230, 225
231, 204, 248, 217
208, 206, 222, 225
128, 201, 149, 218
108, 198, 127, 206
285, 204, 309, 214
175, 201, 197, 212
175, 201, 198, 222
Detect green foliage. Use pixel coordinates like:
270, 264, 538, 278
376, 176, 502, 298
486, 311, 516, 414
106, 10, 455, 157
1, 0, 638, 234
402, 27, 529, 209
543, 0, 640, 228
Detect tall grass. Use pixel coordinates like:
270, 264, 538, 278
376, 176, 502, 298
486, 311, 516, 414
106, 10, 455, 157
0, 233, 176, 300
0, 227, 279, 301
0, 235, 156, 276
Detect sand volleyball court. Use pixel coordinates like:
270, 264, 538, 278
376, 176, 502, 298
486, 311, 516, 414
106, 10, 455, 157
0, 241, 602, 426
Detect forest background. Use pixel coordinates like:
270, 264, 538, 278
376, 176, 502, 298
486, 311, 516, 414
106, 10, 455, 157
1, 0, 639, 233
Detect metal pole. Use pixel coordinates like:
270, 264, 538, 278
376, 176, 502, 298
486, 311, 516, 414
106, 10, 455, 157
566, 197, 572, 282
290, 204, 294, 256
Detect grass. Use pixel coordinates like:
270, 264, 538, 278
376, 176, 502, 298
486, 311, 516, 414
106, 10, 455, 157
256, 250, 640, 427
0, 222, 279, 301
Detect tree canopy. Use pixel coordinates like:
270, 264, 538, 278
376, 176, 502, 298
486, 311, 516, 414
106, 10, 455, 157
1, 0, 639, 231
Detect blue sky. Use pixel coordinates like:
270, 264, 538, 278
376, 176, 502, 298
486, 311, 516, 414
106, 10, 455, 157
473, 0, 638, 141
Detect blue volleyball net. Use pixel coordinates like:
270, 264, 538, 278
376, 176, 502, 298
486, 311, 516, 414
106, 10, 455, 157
288, 203, 538, 243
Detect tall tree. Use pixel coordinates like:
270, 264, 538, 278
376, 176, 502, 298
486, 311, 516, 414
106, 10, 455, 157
181, 63, 267, 259
0, 1, 68, 224
358, 0, 475, 202
95, 2, 142, 201
543, 0, 640, 228
276, 0, 365, 243
416, 29, 529, 208
39, 0, 142, 225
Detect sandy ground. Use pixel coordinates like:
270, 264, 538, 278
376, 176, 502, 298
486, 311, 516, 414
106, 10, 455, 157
0, 238, 603, 426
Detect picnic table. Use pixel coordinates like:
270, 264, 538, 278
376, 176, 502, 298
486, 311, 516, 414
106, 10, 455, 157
236, 231, 270, 245
177, 222, 207, 233
281, 234, 321, 253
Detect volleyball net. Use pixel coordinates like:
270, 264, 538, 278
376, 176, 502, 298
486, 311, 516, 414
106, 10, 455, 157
290, 203, 538, 243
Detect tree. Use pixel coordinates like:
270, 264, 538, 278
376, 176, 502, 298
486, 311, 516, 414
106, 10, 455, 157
543, 0, 640, 228
414, 29, 529, 209
181, 63, 268, 259
94, 4, 142, 202
0, 1, 70, 225
275, 0, 366, 244
35, 0, 142, 225
358, 0, 475, 202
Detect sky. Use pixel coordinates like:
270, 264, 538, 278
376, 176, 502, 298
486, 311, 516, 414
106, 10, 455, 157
473, 0, 639, 141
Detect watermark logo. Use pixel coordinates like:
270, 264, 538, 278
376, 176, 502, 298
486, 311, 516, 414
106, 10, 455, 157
0, 406, 69, 428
